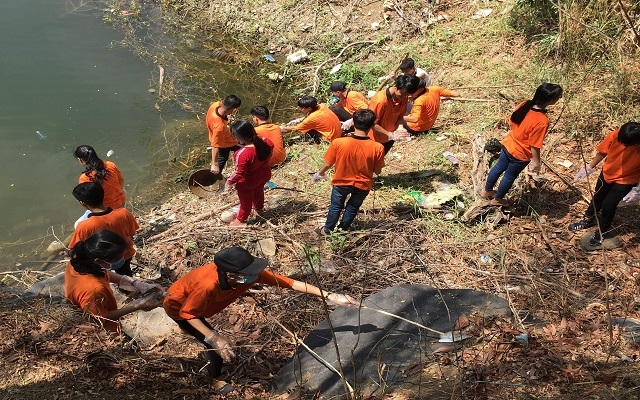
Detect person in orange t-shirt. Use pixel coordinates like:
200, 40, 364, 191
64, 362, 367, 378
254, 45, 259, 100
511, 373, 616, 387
368, 74, 421, 154
69, 182, 139, 276
75, 145, 126, 210
280, 96, 342, 143
251, 106, 286, 166
569, 122, 640, 245
206, 95, 241, 174
328, 81, 369, 128
163, 246, 357, 394
482, 83, 563, 206
65, 230, 164, 333
403, 82, 460, 134
312, 109, 385, 235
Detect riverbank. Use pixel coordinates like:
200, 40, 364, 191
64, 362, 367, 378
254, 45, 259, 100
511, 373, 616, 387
4, 0, 640, 398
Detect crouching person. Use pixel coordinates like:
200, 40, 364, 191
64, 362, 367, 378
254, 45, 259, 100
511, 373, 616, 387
162, 246, 358, 394
312, 109, 385, 235
64, 230, 164, 333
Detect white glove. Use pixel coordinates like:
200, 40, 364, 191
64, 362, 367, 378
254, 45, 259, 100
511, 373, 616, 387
285, 117, 304, 127
341, 119, 354, 131
279, 125, 286, 132
204, 333, 235, 362
623, 187, 640, 203
130, 294, 163, 311
574, 166, 595, 180
389, 129, 410, 141
311, 172, 326, 183
119, 275, 165, 295
326, 293, 359, 307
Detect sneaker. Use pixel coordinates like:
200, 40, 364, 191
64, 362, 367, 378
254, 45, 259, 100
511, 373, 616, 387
568, 218, 595, 232
589, 230, 602, 246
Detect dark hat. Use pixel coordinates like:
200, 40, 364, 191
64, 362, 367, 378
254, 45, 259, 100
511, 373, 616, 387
214, 246, 268, 275
329, 81, 347, 92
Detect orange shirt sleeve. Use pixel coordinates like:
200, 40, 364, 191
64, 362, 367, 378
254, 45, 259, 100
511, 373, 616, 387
256, 270, 295, 289
596, 130, 616, 155
177, 287, 215, 320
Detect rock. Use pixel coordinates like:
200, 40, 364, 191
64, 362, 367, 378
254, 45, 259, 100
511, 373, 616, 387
220, 208, 237, 223
45, 240, 66, 254
256, 238, 277, 256
121, 307, 177, 345
24, 272, 65, 299
271, 284, 512, 399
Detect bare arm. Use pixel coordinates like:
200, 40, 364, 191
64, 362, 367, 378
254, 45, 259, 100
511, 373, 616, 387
317, 162, 333, 176
589, 152, 606, 169
372, 124, 393, 141
211, 147, 220, 173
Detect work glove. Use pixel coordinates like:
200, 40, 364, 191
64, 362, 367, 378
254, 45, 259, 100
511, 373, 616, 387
326, 293, 359, 307
118, 275, 165, 295
528, 161, 541, 174
574, 166, 595, 180
389, 128, 410, 142
285, 117, 304, 127
311, 172, 326, 183
204, 333, 235, 362
130, 293, 163, 311
623, 187, 640, 203
341, 119, 354, 131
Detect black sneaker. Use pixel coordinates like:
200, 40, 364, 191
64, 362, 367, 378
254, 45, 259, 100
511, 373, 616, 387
589, 230, 602, 246
568, 218, 596, 232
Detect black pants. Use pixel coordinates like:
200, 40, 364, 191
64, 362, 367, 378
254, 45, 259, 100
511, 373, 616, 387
174, 318, 223, 378
382, 140, 395, 155
328, 105, 353, 121
402, 121, 423, 135
217, 145, 240, 173
584, 172, 635, 232
305, 129, 323, 144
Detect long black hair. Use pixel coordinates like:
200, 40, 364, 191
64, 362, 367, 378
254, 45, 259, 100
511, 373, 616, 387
510, 83, 563, 125
231, 120, 272, 161
69, 230, 126, 278
74, 145, 108, 184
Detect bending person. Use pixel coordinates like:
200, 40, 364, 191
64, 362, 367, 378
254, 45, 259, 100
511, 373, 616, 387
64, 230, 164, 333
75, 145, 126, 210
163, 246, 358, 394
482, 83, 563, 206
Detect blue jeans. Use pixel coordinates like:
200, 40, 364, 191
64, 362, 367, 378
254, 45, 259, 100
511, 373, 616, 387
485, 148, 530, 199
323, 185, 370, 233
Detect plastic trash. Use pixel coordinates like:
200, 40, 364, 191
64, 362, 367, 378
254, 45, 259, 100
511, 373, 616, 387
264, 181, 277, 189
35, 130, 47, 139
442, 151, 459, 165
106, 149, 115, 157
480, 254, 492, 263
514, 333, 529, 347
329, 63, 342, 74
264, 54, 276, 62
286, 49, 308, 64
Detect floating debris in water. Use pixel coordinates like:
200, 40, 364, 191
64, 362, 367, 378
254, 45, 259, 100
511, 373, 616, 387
106, 149, 115, 157
36, 130, 47, 139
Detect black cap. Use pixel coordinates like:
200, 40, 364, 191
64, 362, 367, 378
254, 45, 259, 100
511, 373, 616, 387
214, 246, 268, 275
329, 81, 347, 92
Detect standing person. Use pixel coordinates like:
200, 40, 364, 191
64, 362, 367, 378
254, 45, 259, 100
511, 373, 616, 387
482, 83, 563, 206
225, 121, 273, 227
312, 109, 385, 235
251, 106, 286, 167
163, 246, 358, 394
569, 122, 640, 245
328, 81, 369, 129
403, 82, 460, 135
75, 145, 126, 210
65, 230, 164, 333
69, 182, 139, 276
206, 95, 241, 175
280, 96, 342, 143
368, 74, 421, 154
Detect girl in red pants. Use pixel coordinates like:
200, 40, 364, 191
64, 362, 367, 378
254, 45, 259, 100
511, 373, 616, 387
225, 120, 273, 227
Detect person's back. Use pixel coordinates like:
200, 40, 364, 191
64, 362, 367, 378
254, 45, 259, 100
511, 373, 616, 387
69, 208, 139, 260
329, 136, 384, 190
406, 86, 457, 132
502, 101, 550, 161
296, 104, 342, 142
255, 123, 286, 166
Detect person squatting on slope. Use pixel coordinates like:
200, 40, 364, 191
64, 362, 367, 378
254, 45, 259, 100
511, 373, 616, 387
482, 83, 563, 206
162, 246, 358, 394
280, 96, 342, 143
224, 120, 274, 227
312, 109, 386, 235
569, 122, 640, 245
65, 230, 164, 333
75, 145, 126, 211
327, 81, 369, 132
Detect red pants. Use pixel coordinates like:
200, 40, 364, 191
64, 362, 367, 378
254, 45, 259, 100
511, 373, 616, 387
236, 182, 267, 222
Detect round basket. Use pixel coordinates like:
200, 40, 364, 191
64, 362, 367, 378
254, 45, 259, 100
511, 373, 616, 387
188, 169, 223, 198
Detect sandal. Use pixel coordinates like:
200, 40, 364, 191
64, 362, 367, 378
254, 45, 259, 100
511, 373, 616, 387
490, 198, 509, 207
211, 380, 235, 395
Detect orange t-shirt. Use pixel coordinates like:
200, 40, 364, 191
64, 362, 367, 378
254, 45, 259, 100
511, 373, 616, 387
339, 90, 369, 114
163, 263, 295, 321
597, 129, 640, 184
368, 88, 408, 143
255, 123, 286, 166
293, 104, 342, 142
324, 136, 385, 191
501, 102, 550, 161
206, 101, 237, 148
78, 161, 125, 210
69, 208, 139, 260
406, 86, 453, 132
64, 263, 119, 332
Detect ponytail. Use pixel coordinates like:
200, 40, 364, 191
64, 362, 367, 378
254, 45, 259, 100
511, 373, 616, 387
254, 137, 273, 161
74, 145, 107, 184
231, 120, 273, 161
510, 83, 563, 125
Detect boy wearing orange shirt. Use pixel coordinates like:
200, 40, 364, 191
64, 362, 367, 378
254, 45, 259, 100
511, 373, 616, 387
403, 83, 460, 134
69, 182, 139, 276
206, 95, 241, 174
328, 81, 369, 127
570, 122, 640, 245
280, 96, 342, 143
312, 109, 386, 235
368, 74, 421, 154
251, 106, 286, 166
